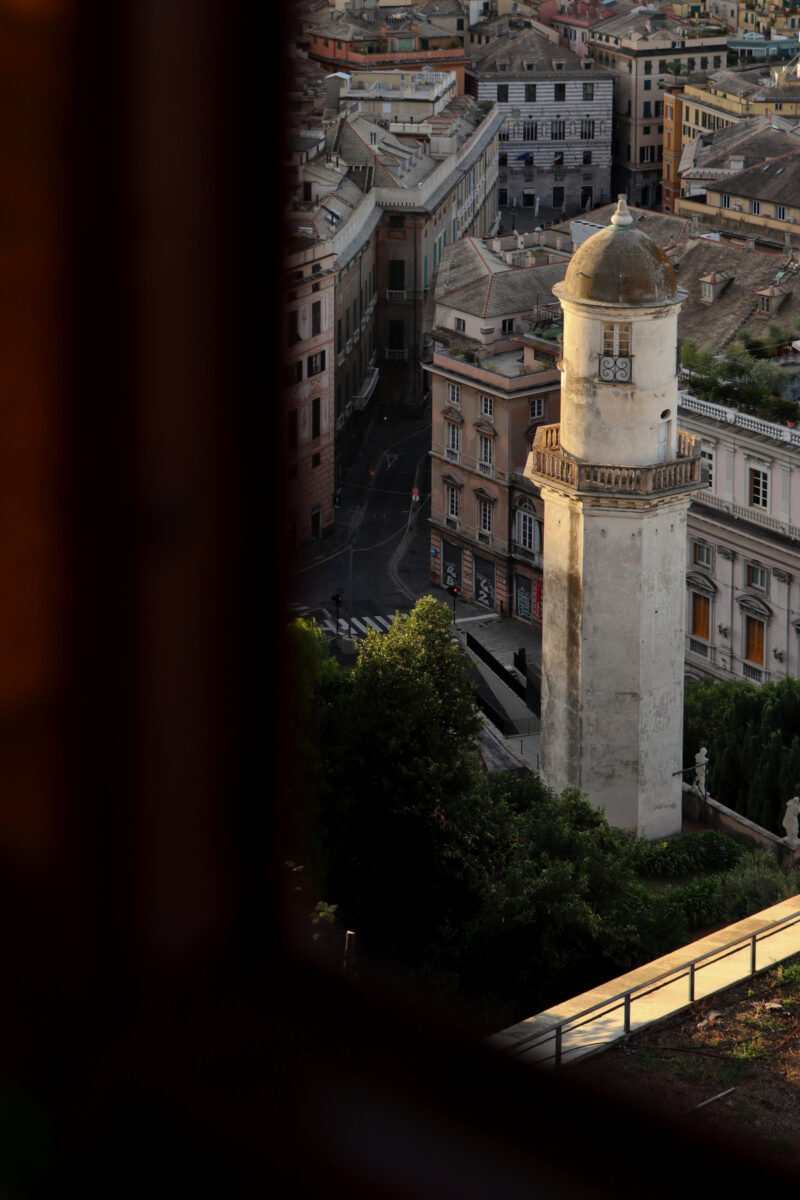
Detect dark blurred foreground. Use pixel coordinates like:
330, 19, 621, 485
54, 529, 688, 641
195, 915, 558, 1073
0, 1, 796, 1193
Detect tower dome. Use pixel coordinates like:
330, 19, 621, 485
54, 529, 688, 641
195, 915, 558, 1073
562, 195, 677, 307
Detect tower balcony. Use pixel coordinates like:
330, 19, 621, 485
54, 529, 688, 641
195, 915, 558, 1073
525, 424, 704, 498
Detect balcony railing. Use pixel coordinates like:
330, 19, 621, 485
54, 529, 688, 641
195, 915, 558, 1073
512, 543, 542, 566
526, 424, 703, 497
352, 366, 379, 411
385, 347, 409, 362
386, 288, 407, 301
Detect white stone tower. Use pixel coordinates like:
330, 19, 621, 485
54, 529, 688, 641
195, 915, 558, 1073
524, 197, 705, 838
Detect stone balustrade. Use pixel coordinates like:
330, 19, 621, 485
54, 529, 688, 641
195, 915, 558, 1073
527, 424, 703, 497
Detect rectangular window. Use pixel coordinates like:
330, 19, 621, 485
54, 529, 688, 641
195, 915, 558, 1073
479, 500, 493, 534
554, 83, 566, 102
312, 396, 320, 440
480, 394, 493, 418
721, 193, 730, 209
311, 301, 321, 336
530, 397, 544, 420
454, 317, 465, 332
745, 616, 764, 665
581, 119, 595, 140
525, 83, 537, 102
602, 322, 631, 357
749, 468, 768, 509
692, 593, 710, 640
583, 150, 592, 165
307, 350, 326, 376
446, 422, 460, 460
285, 360, 303, 386
747, 564, 768, 591
523, 120, 537, 141
517, 509, 535, 550
446, 485, 459, 520
501, 318, 514, 334
693, 542, 713, 568
479, 436, 493, 474
551, 119, 565, 140
751, 199, 760, 216
776, 204, 786, 222
447, 382, 461, 406
583, 82, 594, 101
552, 186, 564, 209
497, 84, 508, 102
700, 448, 714, 489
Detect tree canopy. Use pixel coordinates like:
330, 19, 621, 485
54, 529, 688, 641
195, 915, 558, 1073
683, 675, 800, 833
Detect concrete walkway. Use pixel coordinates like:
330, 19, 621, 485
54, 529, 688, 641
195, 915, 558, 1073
489, 896, 800, 1069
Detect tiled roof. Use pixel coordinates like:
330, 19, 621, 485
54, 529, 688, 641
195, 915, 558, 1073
705, 150, 800, 205
438, 262, 568, 318
667, 238, 798, 350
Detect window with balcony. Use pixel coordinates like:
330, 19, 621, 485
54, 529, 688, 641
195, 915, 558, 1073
691, 592, 710, 641
478, 435, 493, 475
551, 119, 565, 140
745, 615, 765, 667
581, 119, 595, 140
445, 422, 460, 461
479, 498, 493, 535
446, 484, 460, 521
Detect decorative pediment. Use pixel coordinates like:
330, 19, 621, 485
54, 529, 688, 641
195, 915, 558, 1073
472, 486, 496, 504
442, 406, 463, 424
686, 570, 716, 596
442, 472, 463, 489
473, 419, 497, 437
737, 593, 772, 619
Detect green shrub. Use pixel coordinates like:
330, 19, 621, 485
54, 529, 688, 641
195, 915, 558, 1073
715, 852, 799, 924
629, 830, 745, 878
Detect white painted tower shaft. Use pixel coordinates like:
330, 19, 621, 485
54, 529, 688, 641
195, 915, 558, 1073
525, 197, 704, 837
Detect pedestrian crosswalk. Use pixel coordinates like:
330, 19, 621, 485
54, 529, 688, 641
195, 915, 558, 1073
320, 610, 409, 638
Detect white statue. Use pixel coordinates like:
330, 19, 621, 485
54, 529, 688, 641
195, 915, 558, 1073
782, 796, 800, 848
694, 747, 708, 796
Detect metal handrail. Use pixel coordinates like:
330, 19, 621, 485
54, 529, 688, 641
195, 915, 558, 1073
506, 907, 800, 1066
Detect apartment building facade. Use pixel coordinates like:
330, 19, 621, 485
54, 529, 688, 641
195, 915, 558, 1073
681, 393, 800, 688
285, 238, 337, 547
466, 27, 613, 220
587, 10, 728, 208
426, 249, 564, 620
